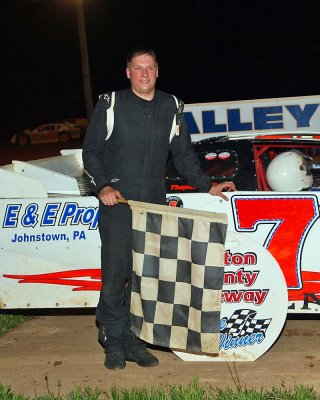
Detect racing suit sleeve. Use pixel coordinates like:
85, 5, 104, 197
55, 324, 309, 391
169, 114, 212, 193
82, 94, 112, 195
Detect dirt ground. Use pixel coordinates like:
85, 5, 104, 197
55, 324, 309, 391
0, 314, 319, 397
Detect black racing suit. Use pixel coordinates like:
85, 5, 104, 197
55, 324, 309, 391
82, 88, 211, 351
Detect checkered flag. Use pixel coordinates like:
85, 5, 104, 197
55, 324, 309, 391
222, 309, 272, 337
240, 315, 271, 336
128, 200, 227, 354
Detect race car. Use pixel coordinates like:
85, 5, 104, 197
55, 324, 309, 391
10, 122, 81, 146
1, 95, 320, 361
167, 132, 320, 193
62, 117, 88, 137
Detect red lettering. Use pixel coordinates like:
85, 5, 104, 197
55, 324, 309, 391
233, 196, 318, 289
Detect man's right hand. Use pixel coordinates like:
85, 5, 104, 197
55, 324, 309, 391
98, 186, 125, 206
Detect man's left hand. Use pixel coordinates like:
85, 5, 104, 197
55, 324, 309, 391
209, 181, 236, 201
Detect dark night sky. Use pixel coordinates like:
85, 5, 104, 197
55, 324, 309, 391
1, 0, 320, 143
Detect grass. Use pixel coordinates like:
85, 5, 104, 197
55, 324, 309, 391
0, 382, 320, 400
0, 313, 31, 337
0, 315, 319, 399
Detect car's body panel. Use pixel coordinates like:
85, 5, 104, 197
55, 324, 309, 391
2, 95, 320, 315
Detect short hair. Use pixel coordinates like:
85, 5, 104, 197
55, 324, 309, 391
126, 46, 158, 66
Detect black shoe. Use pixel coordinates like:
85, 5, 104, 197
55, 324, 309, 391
98, 324, 107, 348
125, 346, 159, 367
105, 350, 126, 370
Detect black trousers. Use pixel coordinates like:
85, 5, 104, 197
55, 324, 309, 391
96, 203, 133, 349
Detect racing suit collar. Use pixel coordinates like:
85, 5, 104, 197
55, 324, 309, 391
129, 88, 157, 104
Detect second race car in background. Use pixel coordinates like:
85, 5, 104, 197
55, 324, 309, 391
10, 122, 82, 146
62, 117, 88, 136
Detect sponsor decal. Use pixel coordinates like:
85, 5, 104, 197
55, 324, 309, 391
184, 100, 320, 134
166, 196, 184, 207
169, 184, 195, 192
174, 232, 288, 361
219, 309, 271, 350
2, 202, 99, 230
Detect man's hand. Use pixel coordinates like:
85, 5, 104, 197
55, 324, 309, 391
208, 181, 236, 201
98, 186, 125, 206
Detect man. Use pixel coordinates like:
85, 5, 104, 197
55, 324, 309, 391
82, 47, 236, 370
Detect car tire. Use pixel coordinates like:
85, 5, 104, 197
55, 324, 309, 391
59, 131, 70, 143
17, 133, 30, 146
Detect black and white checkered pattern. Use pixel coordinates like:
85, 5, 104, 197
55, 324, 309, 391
128, 200, 228, 354
240, 316, 271, 336
222, 309, 272, 337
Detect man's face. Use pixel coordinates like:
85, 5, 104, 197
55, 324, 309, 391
126, 54, 158, 99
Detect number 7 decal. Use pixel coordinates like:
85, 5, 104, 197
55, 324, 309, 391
232, 195, 319, 289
